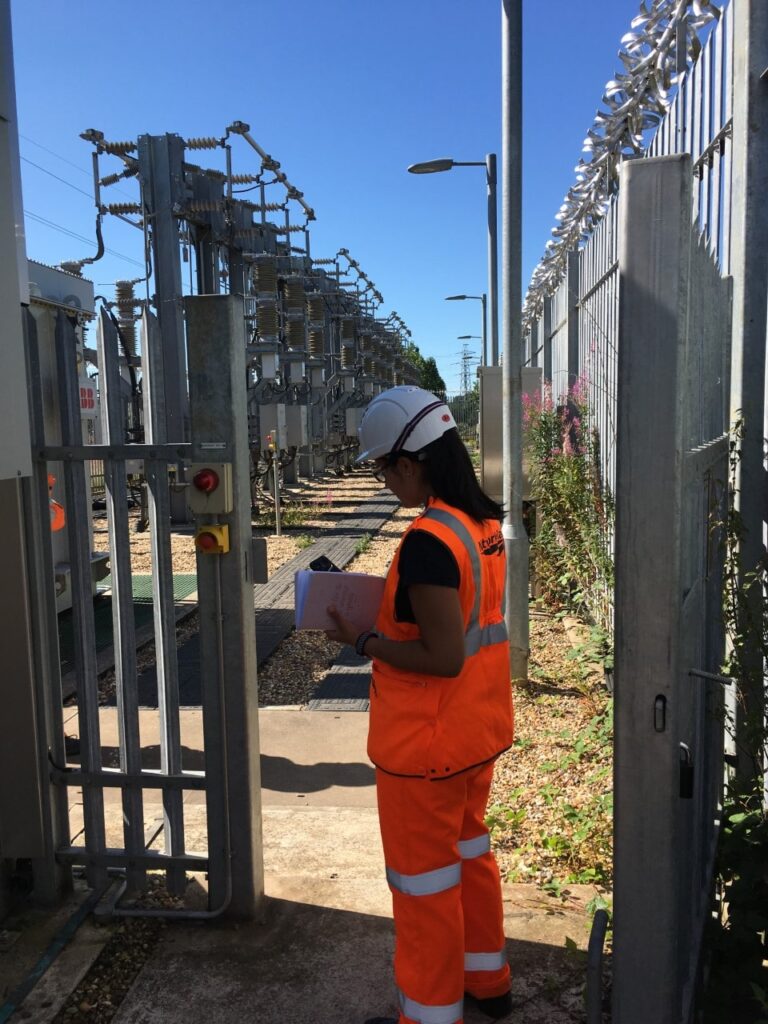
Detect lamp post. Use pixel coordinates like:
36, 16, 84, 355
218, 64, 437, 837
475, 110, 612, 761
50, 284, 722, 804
408, 156, 498, 366
445, 294, 487, 367
502, 0, 527, 683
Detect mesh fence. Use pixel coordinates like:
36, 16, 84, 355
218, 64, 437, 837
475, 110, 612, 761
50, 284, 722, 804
446, 390, 479, 452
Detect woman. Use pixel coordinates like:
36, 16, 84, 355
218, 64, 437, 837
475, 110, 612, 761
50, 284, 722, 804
326, 386, 514, 1024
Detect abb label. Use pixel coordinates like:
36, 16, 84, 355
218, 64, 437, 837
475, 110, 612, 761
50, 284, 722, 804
79, 379, 97, 418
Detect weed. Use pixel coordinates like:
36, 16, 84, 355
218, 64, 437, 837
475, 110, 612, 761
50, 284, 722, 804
296, 534, 314, 550
355, 532, 373, 555
485, 799, 527, 837
523, 381, 614, 633
253, 502, 323, 530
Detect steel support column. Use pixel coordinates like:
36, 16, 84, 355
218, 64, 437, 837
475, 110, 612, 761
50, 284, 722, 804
185, 294, 265, 920
137, 134, 189, 522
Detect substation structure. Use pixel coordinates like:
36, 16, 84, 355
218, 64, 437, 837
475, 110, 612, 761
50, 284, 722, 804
75, 122, 420, 520
0, 116, 424, 924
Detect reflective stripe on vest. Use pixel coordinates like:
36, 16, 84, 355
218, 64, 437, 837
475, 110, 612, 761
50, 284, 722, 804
386, 861, 461, 896
457, 833, 491, 859
465, 620, 508, 656
377, 620, 507, 655
421, 507, 507, 652
422, 507, 481, 625
464, 950, 507, 972
399, 990, 463, 1024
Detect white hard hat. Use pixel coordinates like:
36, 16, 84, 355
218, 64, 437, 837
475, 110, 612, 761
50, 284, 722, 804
356, 386, 456, 463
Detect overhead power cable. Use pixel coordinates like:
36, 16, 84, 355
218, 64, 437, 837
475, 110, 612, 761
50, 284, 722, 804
19, 133, 135, 200
24, 210, 144, 268
21, 156, 94, 199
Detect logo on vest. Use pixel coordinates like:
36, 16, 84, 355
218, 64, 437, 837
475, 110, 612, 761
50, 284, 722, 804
479, 531, 504, 557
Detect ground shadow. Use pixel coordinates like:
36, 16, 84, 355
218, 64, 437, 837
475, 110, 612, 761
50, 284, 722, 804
102, 896, 600, 1024
68, 746, 375, 794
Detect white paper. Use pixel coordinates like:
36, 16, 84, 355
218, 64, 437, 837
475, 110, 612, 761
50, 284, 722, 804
294, 569, 386, 631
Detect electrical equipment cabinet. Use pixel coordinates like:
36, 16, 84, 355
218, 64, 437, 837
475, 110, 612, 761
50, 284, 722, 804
478, 365, 542, 503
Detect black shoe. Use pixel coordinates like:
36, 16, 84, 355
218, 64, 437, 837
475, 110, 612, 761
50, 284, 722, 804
363, 1018, 398, 1024
465, 990, 513, 1019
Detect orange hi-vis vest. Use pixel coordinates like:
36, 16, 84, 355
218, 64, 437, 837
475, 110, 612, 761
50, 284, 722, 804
369, 497, 514, 779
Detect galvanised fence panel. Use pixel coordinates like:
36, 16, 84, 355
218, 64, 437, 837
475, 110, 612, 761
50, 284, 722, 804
523, 2, 734, 629
548, 273, 571, 401
577, 197, 619, 506
647, 2, 733, 272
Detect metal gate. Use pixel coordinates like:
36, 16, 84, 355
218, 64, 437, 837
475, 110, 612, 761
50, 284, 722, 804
25, 293, 263, 917
613, 155, 731, 1024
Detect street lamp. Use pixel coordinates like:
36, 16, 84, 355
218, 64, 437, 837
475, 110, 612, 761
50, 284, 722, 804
502, 0, 527, 683
408, 155, 498, 366
445, 294, 487, 367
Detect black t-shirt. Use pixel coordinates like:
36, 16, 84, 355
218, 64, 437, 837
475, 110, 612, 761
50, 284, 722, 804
395, 529, 460, 623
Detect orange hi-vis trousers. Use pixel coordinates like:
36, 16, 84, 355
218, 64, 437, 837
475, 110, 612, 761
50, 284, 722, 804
376, 762, 510, 1024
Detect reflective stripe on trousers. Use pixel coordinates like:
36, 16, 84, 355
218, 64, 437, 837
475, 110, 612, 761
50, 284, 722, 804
398, 991, 463, 1024
386, 830, 490, 896
457, 834, 491, 859
464, 950, 507, 972
457, 835, 505, 974
387, 862, 461, 896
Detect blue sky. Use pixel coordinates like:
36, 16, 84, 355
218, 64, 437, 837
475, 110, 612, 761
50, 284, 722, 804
11, 0, 644, 391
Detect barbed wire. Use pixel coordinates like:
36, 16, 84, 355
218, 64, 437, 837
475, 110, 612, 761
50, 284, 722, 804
522, 0, 721, 332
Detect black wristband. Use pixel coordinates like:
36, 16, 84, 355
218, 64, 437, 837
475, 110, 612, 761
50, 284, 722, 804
355, 630, 378, 657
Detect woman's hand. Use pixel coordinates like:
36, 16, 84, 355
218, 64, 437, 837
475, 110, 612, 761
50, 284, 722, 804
324, 605, 361, 646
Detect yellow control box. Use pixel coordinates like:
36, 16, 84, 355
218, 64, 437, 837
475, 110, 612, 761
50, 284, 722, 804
194, 524, 230, 555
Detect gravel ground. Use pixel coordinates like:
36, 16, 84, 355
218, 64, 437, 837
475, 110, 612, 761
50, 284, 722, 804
86, 471, 387, 707
491, 615, 612, 888
91, 469, 387, 579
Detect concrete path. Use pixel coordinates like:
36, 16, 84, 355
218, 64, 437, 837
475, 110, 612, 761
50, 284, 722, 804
78, 707, 599, 1024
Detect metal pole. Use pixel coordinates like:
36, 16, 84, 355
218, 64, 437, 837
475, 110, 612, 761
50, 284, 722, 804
273, 455, 282, 537
486, 154, 499, 366
481, 293, 488, 368
501, 0, 528, 683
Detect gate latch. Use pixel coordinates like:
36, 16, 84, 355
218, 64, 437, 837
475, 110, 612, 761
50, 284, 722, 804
679, 743, 694, 799
688, 668, 733, 686
654, 695, 666, 732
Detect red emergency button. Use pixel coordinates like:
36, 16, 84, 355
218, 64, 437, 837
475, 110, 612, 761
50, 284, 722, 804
193, 468, 220, 493
194, 524, 230, 554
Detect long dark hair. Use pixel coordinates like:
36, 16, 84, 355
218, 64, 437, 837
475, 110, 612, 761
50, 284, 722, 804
403, 428, 504, 523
